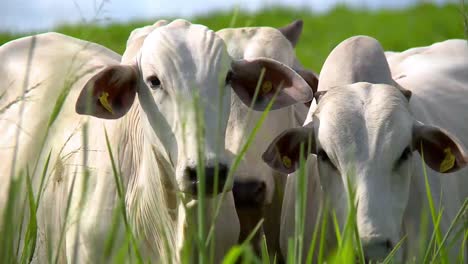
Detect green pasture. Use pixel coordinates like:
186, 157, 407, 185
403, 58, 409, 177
1, 3, 467, 71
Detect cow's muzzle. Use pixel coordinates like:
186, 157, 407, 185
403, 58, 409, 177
183, 164, 229, 196
232, 180, 267, 208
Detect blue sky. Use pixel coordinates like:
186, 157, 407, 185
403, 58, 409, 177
0, 0, 451, 33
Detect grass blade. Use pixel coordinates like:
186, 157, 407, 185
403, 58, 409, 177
430, 199, 468, 263
104, 128, 143, 263
382, 235, 407, 264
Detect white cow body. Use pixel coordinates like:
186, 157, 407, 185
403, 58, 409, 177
0, 25, 240, 263
1, 19, 313, 263
0, 33, 123, 263
217, 21, 317, 257
264, 37, 468, 262
387, 39, 468, 260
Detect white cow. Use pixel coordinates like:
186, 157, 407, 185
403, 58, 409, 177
263, 36, 468, 262
0, 20, 313, 263
123, 18, 318, 259
217, 20, 318, 258
0, 31, 122, 264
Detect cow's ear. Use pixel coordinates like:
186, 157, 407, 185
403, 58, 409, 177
295, 67, 318, 95
230, 58, 313, 111
413, 123, 468, 173
76, 65, 138, 119
278, 19, 303, 47
294, 67, 318, 107
262, 125, 315, 174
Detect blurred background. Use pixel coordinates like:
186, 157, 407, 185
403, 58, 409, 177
0, 0, 466, 71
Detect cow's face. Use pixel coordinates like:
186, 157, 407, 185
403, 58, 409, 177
135, 21, 233, 196
219, 21, 319, 206
313, 84, 414, 261
75, 20, 313, 197
263, 83, 467, 261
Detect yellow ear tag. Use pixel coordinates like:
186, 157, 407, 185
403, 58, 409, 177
282, 155, 292, 169
440, 147, 455, 172
98, 92, 114, 114
262, 81, 273, 94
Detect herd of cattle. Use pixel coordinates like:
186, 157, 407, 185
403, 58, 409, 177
0, 19, 466, 263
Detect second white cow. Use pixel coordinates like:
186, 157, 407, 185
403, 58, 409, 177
263, 36, 468, 262
218, 20, 318, 258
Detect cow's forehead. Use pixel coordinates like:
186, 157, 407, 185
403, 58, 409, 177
139, 21, 230, 86
316, 83, 412, 163
218, 26, 295, 65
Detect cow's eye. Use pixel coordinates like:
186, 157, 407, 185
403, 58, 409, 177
225, 71, 233, 85
317, 149, 330, 162
318, 149, 338, 169
396, 146, 412, 167
147, 76, 161, 89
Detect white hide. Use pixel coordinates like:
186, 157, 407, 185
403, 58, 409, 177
219, 25, 309, 203
276, 37, 468, 262
217, 24, 311, 256
0, 20, 241, 263
122, 20, 239, 263
0, 32, 124, 263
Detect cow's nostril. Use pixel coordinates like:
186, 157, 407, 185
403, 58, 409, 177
215, 164, 229, 184
385, 239, 393, 250
254, 182, 266, 200
205, 164, 228, 184
186, 167, 197, 182
233, 181, 267, 208
184, 164, 230, 196
185, 164, 228, 182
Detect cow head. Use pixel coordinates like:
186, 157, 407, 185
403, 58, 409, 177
264, 83, 468, 261
217, 20, 318, 206
75, 19, 313, 197
263, 35, 467, 261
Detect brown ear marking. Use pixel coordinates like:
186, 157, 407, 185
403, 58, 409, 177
413, 124, 467, 173
75, 65, 138, 119
230, 58, 313, 111
231, 60, 292, 102
262, 125, 315, 174
278, 19, 304, 47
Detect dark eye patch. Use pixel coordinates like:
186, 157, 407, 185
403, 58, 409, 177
395, 146, 412, 168
147, 76, 161, 89
317, 149, 329, 162
225, 71, 233, 85
317, 148, 338, 170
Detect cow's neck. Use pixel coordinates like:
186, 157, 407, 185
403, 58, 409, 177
118, 102, 179, 260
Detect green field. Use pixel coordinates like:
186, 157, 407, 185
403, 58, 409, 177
1, 3, 467, 72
